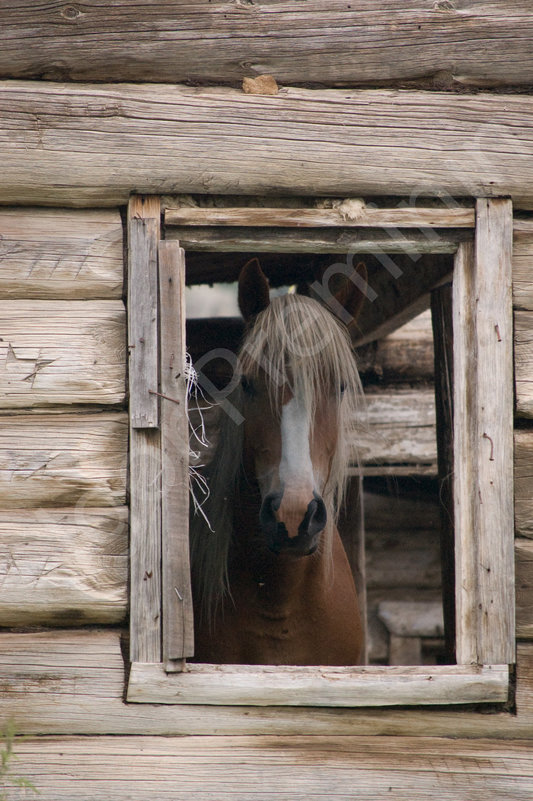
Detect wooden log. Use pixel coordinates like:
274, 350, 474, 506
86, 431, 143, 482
127, 662, 508, 707
0, 300, 126, 408
159, 241, 194, 667
0, 412, 127, 508
168, 225, 466, 254
513, 232, 533, 311
3, 2, 533, 88
0, 207, 123, 299
128, 197, 162, 664
365, 527, 441, 591
166, 205, 475, 229
356, 311, 435, 383
516, 538, 533, 640
515, 311, 533, 418
0, 629, 530, 737
3, 83, 533, 207
7, 734, 533, 801
354, 389, 437, 470
515, 428, 533, 539
0, 508, 128, 627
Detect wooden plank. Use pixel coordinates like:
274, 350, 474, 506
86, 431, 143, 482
0, 300, 125, 408
454, 200, 515, 666
0, 630, 530, 737
159, 241, 194, 666
128, 197, 162, 664
3, 2, 533, 89
365, 527, 441, 592
3, 83, 533, 207
515, 311, 533, 418
0, 508, 127, 626
167, 226, 466, 255
0, 412, 127, 508
127, 216, 159, 428
431, 283, 456, 662
7, 735, 533, 801
0, 207, 123, 299
513, 232, 533, 311
515, 428, 533, 539
516, 538, 533, 640
166, 205, 476, 229
128, 662, 508, 707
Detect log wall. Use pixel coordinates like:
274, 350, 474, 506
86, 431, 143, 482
2, 1, 533, 89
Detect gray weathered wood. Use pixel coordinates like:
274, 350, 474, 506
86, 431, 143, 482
0, 207, 123, 299
128, 196, 162, 664
3, 83, 533, 207
166, 205, 475, 229
167, 225, 466, 255
0, 300, 126, 408
0, 508, 127, 626
454, 200, 515, 666
0, 630, 531, 737
516, 538, 533, 640
128, 216, 159, 428
159, 241, 194, 666
515, 311, 533, 418
0, 412, 127, 508
7, 733, 533, 801
127, 662, 508, 707
515, 429, 533, 539
3, 2, 533, 89
513, 232, 533, 311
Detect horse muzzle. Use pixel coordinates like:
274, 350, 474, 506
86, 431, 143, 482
259, 490, 327, 556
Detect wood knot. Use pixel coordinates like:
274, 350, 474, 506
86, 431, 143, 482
61, 5, 82, 20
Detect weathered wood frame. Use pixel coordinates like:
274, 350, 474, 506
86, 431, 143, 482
128, 197, 514, 707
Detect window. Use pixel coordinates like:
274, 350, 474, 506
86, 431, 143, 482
126, 195, 514, 707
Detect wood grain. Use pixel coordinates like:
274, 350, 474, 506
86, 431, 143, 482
454, 201, 515, 667
0, 207, 123, 299
515, 428, 533, 539
0, 630, 530, 737
0, 508, 127, 626
2, 1, 533, 88
513, 232, 533, 311
2, 83, 533, 207
128, 198, 162, 663
0, 300, 126, 408
516, 538, 533, 639
0, 412, 127, 508
159, 241, 194, 666
128, 662, 508, 707
515, 311, 533, 418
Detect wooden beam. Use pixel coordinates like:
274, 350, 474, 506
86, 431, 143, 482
0, 207, 123, 299
515, 428, 533, 539
0, 412, 127, 508
0, 508, 127, 626
166, 205, 475, 229
2, 83, 533, 207
515, 311, 533, 418
128, 197, 162, 664
454, 199, 515, 666
0, 300, 126, 408
2, 3, 533, 88
513, 232, 533, 311
127, 662, 508, 707
516, 538, 533, 639
159, 241, 194, 667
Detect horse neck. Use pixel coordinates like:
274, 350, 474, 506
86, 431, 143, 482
231, 471, 332, 613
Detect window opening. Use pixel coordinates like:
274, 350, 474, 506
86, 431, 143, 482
127, 196, 514, 707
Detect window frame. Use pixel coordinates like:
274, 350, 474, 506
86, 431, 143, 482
126, 195, 514, 707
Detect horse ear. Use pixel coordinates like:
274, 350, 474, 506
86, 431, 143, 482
238, 258, 271, 321
332, 261, 368, 332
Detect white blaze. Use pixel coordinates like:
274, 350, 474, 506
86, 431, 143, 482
279, 395, 314, 489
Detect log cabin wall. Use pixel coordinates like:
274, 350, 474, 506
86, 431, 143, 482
1, 2, 533, 798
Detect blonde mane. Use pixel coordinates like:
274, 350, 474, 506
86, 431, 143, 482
190, 293, 363, 615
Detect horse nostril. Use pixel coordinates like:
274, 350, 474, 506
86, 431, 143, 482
259, 490, 283, 539
300, 492, 327, 538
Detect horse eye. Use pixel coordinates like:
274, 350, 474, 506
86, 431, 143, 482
241, 375, 256, 397
339, 382, 346, 395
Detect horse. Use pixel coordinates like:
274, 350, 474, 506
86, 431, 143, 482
190, 259, 367, 665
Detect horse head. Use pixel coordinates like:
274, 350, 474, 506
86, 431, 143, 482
237, 258, 366, 559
